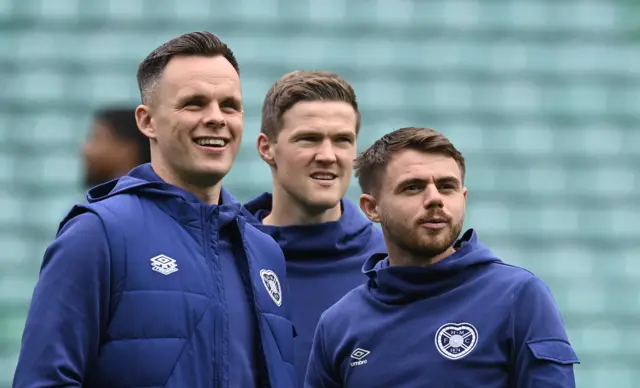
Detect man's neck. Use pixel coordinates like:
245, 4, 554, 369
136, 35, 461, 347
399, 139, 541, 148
190, 185, 222, 205
263, 190, 342, 227
151, 163, 221, 205
387, 244, 456, 267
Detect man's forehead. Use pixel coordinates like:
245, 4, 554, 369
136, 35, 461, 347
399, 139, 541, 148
385, 150, 462, 183
173, 80, 241, 98
282, 102, 357, 134
284, 117, 356, 135
160, 56, 240, 92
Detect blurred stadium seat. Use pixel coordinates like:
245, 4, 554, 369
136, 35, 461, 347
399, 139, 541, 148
0, 0, 638, 386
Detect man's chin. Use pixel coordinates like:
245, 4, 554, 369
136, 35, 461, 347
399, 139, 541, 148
416, 232, 456, 250
190, 170, 228, 187
192, 161, 232, 182
298, 194, 342, 213
411, 242, 453, 260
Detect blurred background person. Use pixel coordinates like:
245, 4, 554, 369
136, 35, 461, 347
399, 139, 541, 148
81, 107, 151, 188
0, 1, 638, 388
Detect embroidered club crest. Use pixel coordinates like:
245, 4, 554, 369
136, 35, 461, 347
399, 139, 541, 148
150, 254, 179, 276
435, 322, 478, 360
260, 269, 282, 307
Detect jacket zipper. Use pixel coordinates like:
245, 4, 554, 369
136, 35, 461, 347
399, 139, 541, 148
235, 218, 271, 387
203, 207, 224, 388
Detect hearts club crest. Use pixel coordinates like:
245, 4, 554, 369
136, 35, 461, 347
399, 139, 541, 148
435, 322, 478, 360
260, 269, 282, 307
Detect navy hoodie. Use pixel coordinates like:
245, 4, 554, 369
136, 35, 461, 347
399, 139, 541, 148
13, 164, 296, 388
244, 193, 386, 386
305, 229, 580, 388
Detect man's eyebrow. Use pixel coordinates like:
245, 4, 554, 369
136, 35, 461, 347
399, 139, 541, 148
435, 176, 461, 187
396, 177, 426, 188
392, 177, 429, 193
176, 93, 206, 104
289, 130, 327, 140
394, 176, 461, 189
175, 92, 241, 104
334, 131, 356, 140
291, 130, 355, 138
223, 95, 242, 105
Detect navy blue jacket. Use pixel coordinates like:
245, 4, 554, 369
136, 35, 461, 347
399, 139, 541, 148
13, 164, 296, 388
305, 229, 579, 388
244, 193, 386, 386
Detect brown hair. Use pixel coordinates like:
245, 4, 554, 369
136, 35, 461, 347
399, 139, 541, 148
136, 31, 239, 105
355, 127, 466, 195
260, 70, 361, 140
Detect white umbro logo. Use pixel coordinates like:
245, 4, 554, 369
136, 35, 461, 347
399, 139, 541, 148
150, 254, 179, 276
350, 348, 370, 367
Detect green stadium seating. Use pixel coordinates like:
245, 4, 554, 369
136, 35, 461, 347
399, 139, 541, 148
1, 0, 638, 386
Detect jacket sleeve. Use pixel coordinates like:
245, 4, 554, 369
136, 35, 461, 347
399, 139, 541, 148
511, 276, 580, 387
12, 212, 111, 388
304, 317, 342, 388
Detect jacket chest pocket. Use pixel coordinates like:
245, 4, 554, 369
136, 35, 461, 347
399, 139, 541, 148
260, 312, 296, 364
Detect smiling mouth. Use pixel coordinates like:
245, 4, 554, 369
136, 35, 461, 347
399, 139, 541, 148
310, 172, 337, 181
193, 137, 228, 148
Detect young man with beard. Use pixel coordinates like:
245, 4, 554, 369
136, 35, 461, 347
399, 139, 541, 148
304, 127, 579, 387
244, 70, 386, 385
14, 32, 296, 388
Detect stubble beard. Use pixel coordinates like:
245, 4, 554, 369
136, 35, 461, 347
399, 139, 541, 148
381, 211, 465, 265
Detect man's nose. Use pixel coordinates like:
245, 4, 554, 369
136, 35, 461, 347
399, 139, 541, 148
203, 104, 226, 128
314, 140, 337, 163
423, 184, 444, 208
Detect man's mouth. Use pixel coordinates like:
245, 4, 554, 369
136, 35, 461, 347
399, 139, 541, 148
421, 221, 448, 229
424, 218, 447, 224
310, 172, 337, 181
193, 137, 228, 148
418, 215, 449, 229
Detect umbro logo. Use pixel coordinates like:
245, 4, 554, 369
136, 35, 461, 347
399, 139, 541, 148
349, 348, 370, 367
150, 254, 179, 276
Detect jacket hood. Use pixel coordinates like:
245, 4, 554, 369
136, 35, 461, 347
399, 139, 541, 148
86, 163, 242, 226
244, 192, 382, 260
364, 229, 502, 304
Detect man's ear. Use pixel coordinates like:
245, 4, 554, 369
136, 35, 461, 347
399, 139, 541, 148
135, 105, 156, 139
257, 133, 276, 167
359, 193, 381, 223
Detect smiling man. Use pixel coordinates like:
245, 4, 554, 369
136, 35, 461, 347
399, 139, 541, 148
305, 127, 579, 388
13, 32, 296, 388
244, 70, 386, 385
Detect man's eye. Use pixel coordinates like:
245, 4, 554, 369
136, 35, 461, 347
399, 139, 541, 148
221, 99, 240, 110
185, 100, 204, 108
